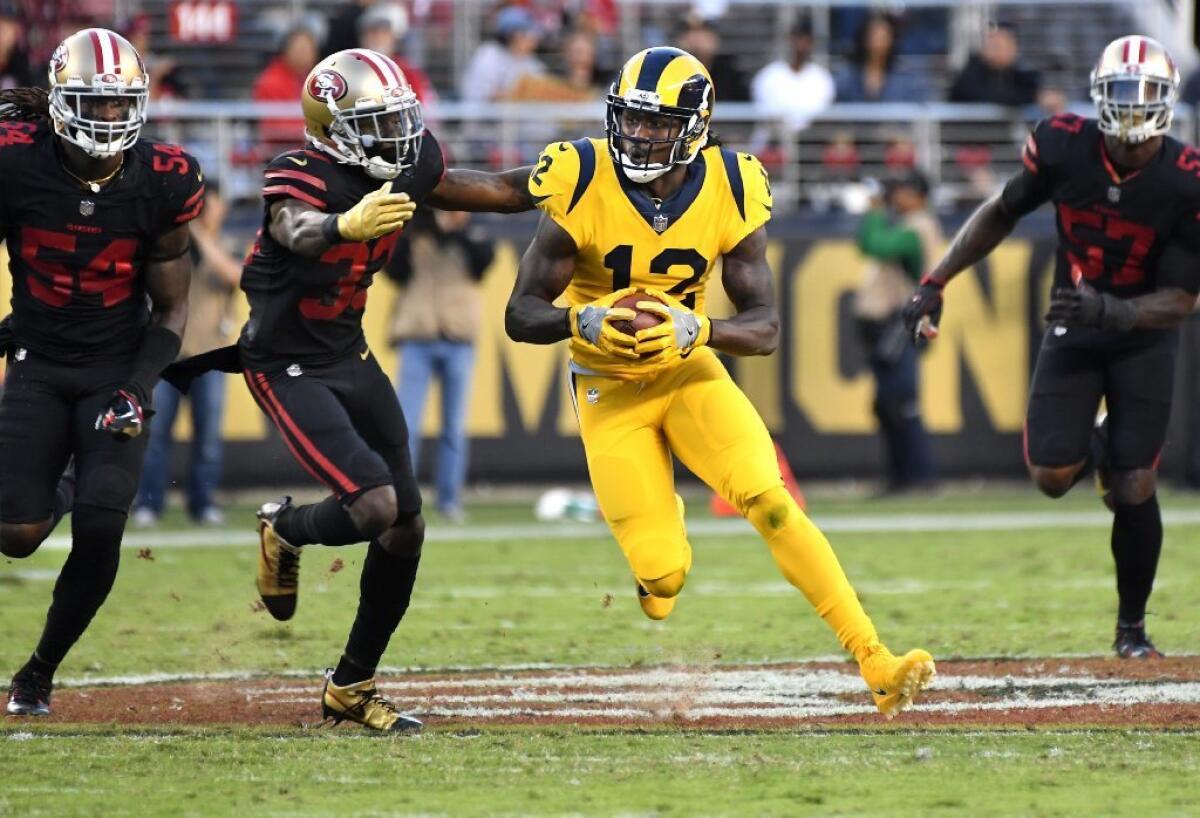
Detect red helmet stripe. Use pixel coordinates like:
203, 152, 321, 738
89, 29, 105, 73
1137, 38, 1147, 63
108, 31, 122, 74
351, 49, 393, 86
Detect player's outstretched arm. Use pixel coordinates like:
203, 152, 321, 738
269, 182, 415, 263
505, 214, 578, 344
96, 223, 192, 439
710, 226, 780, 357
905, 170, 1041, 343
427, 166, 537, 213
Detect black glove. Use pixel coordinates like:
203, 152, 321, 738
94, 388, 150, 440
901, 279, 945, 345
1045, 286, 1136, 331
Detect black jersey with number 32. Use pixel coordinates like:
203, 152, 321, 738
1003, 114, 1200, 302
238, 131, 445, 368
0, 120, 204, 363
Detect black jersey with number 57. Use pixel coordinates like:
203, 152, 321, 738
0, 120, 204, 364
238, 131, 445, 368
1002, 114, 1200, 300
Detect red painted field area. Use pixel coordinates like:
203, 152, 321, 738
32, 657, 1200, 730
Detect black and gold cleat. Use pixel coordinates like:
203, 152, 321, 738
321, 669, 423, 733
256, 497, 301, 621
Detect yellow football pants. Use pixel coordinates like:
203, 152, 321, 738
572, 348, 880, 660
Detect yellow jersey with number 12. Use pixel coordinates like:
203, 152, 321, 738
528, 137, 773, 378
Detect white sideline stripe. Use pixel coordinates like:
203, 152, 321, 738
58, 658, 1199, 691
32, 508, 1200, 552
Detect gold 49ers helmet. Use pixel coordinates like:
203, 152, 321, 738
1090, 35, 1179, 143
302, 49, 424, 179
606, 47, 714, 183
48, 28, 149, 159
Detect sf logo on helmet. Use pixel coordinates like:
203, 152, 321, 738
50, 43, 68, 74
308, 70, 348, 102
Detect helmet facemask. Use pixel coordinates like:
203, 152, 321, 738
606, 89, 708, 184
323, 88, 424, 180
49, 83, 147, 159
1091, 73, 1176, 143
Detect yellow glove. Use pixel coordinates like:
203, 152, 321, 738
633, 288, 711, 359
336, 181, 416, 242
568, 287, 640, 361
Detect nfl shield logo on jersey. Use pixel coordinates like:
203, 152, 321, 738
586, 387, 600, 404
79, 200, 95, 216
1107, 186, 1121, 203
653, 214, 669, 233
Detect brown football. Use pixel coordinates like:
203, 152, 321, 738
610, 291, 665, 337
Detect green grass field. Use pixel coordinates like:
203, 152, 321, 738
2, 485, 1199, 817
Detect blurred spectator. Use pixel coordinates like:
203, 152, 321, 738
0, 6, 32, 90
1180, 68, 1200, 108
121, 14, 186, 100
836, 13, 929, 102
883, 133, 917, 169
387, 209, 495, 523
675, 17, 747, 102
502, 26, 599, 102
133, 186, 242, 528
326, 0, 375, 56
948, 22, 1039, 106
750, 19, 834, 133
253, 24, 319, 146
821, 131, 860, 176
358, 2, 437, 103
1037, 85, 1069, 117
853, 172, 939, 494
459, 5, 546, 102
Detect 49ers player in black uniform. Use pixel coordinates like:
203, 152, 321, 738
168, 48, 534, 731
904, 36, 1200, 658
2, 30, 202, 716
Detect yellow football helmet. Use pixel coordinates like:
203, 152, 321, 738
48, 28, 149, 159
1090, 35, 1179, 143
302, 48, 423, 180
606, 47, 713, 183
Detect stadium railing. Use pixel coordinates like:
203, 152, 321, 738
149, 99, 1196, 212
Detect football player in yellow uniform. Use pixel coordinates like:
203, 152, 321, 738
505, 46, 935, 718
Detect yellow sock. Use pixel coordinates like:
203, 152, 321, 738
745, 487, 880, 662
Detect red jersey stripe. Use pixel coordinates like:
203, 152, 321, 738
265, 168, 328, 190
262, 185, 325, 209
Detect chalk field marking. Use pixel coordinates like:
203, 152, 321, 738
30, 508, 1200, 552
54, 663, 1200, 724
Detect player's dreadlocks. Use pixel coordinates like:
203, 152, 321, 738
0, 87, 51, 122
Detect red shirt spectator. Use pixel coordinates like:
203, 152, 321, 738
253, 25, 319, 146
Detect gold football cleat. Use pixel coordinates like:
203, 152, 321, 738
256, 497, 301, 621
321, 670, 423, 733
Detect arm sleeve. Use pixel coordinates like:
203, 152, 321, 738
721, 151, 774, 253
857, 209, 923, 278
999, 119, 1059, 217
528, 140, 588, 246
156, 148, 206, 234
261, 152, 330, 211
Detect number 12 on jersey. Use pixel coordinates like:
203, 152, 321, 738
602, 243, 708, 308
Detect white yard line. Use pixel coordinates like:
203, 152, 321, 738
67, 664, 1199, 722
30, 508, 1200, 552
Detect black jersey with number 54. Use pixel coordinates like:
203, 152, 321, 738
1002, 114, 1200, 302
238, 131, 445, 368
0, 120, 204, 364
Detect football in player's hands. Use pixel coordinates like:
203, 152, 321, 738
610, 291, 665, 338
